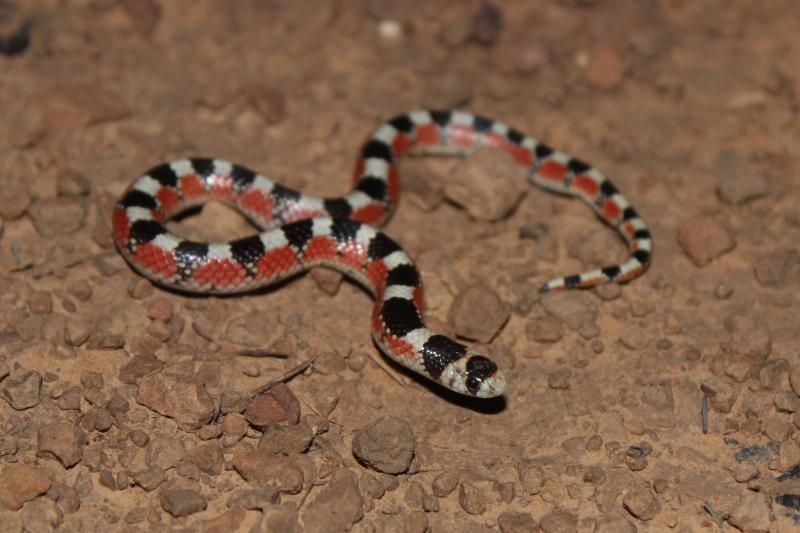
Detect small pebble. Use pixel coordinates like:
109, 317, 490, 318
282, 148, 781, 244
498, 510, 537, 533
448, 283, 511, 343
676, 215, 736, 267
538, 511, 578, 533
128, 279, 153, 299
352, 416, 415, 474
623, 488, 660, 520
146, 297, 173, 322
733, 461, 759, 483
431, 470, 460, 497
159, 489, 208, 517
727, 493, 770, 531
245, 382, 301, 428
458, 482, 486, 515
66, 279, 93, 301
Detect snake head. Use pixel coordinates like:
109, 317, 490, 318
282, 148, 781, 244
444, 353, 507, 398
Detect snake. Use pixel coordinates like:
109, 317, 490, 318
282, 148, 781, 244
112, 110, 652, 398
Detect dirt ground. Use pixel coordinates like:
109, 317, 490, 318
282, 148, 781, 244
1, 0, 800, 531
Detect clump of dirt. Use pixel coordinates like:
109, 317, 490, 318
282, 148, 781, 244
1, 0, 800, 531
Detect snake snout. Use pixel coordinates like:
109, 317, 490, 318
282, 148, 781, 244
465, 355, 506, 398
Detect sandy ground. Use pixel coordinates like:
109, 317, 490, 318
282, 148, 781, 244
1, 0, 800, 531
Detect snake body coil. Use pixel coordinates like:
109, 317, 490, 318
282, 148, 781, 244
112, 110, 652, 398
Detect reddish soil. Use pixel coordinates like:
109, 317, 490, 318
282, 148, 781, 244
1, 1, 800, 531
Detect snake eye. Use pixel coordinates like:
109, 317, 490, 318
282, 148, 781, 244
465, 356, 498, 396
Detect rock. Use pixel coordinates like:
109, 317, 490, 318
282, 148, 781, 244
727, 493, 770, 532
232, 449, 304, 493
310, 268, 343, 295
301, 468, 363, 533
700, 379, 737, 413
432, 470, 460, 497
570, 228, 625, 270
222, 413, 248, 446
107, 391, 130, 416
80, 371, 103, 390
37, 421, 86, 468
184, 441, 224, 475
128, 278, 153, 300
497, 510, 537, 533
448, 283, 511, 343
753, 249, 800, 287
404, 161, 445, 212
128, 429, 149, 448
676, 215, 735, 267
99, 469, 117, 491
132, 467, 166, 491
623, 488, 660, 520
352, 416, 415, 474
538, 511, 578, 533
458, 482, 486, 515
733, 462, 759, 483
758, 359, 789, 392
518, 464, 546, 495
20, 497, 63, 531
714, 150, 767, 205
762, 415, 794, 442
227, 487, 280, 510
0, 190, 30, 220
146, 297, 173, 322
404, 481, 437, 511
444, 148, 527, 221
259, 420, 313, 455
45, 480, 76, 511
587, 47, 624, 90
136, 373, 215, 430
594, 282, 622, 301
145, 436, 185, 470
241, 83, 287, 126
27, 197, 86, 237
525, 317, 564, 343
65, 320, 90, 346
118, 353, 164, 384
541, 291, 597, 331
86, 333, 125, 350
619, 327, 648, 350
245, 382, 301, 427
774, 391, 800, 413
0, 464, 52, 510
722, 331, 772, 363
2, 371, 41, 410
159, 489, 208, 517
